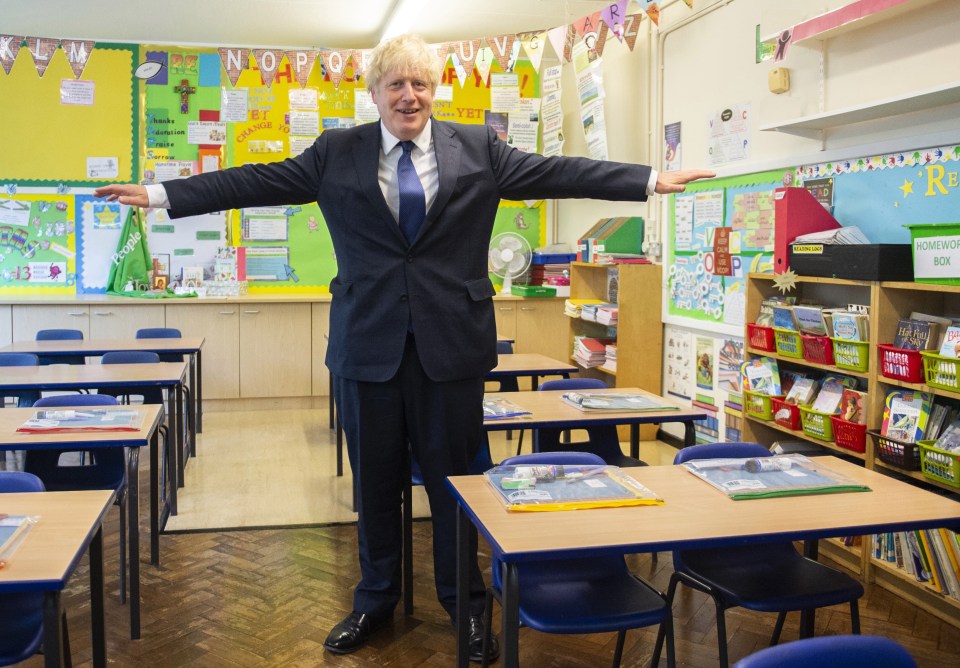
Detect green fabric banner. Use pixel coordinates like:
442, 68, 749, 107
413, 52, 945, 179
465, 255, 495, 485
106, 208, 196, 299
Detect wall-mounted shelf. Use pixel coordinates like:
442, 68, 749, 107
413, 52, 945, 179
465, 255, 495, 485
759, 81, 960, 139
790, 0, 941, 46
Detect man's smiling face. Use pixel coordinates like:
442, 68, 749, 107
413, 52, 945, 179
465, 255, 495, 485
371, 69, 435, 141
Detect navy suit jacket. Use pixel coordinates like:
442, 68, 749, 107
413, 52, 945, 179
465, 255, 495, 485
164, 119, 651, 383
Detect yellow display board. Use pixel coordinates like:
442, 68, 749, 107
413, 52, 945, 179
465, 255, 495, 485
0, 44, 137, 184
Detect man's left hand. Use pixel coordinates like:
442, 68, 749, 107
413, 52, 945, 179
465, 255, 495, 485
655, 170, 716, 194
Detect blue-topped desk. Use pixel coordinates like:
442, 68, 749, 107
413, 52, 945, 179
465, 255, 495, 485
0, 489, 115, 667
0, 404, 164, 640
449, 457, 960, 667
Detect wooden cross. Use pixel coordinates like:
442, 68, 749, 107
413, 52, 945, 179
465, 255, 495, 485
174, 78, 196, 114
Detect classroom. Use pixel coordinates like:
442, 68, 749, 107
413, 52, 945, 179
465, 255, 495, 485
2, 0, 960, 666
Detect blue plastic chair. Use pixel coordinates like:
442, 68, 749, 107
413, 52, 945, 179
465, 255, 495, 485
36, 328, 86, 366
482, 451, 675, 668
651, 442, 864, 668
23, 394, 129, 604
534, 378, 647, 467
0, 471, 72, 667
732, 635, 917, 668
401, 435, 495, 614
0, 352, 41, 408
136, 327, 184, 363
99, 350, 165, 406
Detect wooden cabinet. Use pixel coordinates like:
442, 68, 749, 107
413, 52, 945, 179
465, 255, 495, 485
165, 303, 241, 399
11, 304, 91, 339
88, 304, 165, 338
743, 272, 960, 628
494, 296, 567, 360
0, 305, 11, 347
239, 303, 312, 398
568, 262, 663, 439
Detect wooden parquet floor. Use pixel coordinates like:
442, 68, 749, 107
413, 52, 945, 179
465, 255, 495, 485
18, 508, 960, 668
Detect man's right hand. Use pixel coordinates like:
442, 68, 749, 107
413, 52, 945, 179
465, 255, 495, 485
93, 184, 149, 208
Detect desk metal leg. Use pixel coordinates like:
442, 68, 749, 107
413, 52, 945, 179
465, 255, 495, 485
799, 539, 819, 638
195, 350, 203, 434
128, 448, 142, 640
456, 504, 470, 668
186, 371, 196, 459
173, 384, 185, 488
149, 429, 160, 565
42, 592, 64, 668
502, 562, 520, 668
684, 421, 696, 447
89, 524, 106, 667
630, 424, 640, 459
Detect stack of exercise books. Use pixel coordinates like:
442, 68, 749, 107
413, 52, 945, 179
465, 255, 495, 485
600, 343, 617, 373
560, 392, 678, 412
595, 304, 618, 326
572, 336, 614, 368
563, 298, 605, 319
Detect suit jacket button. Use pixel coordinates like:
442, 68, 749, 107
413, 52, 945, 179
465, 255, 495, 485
406, 255, 414, 263
400, 294, 408, 302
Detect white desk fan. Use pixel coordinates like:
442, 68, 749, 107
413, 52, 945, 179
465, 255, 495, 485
488, 232, 532, 293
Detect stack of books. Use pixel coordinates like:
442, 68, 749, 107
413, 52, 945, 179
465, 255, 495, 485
563, 298, 604, 319
601, 343, 617, 373
596, 305, 618, 326
573, 336, 614, 368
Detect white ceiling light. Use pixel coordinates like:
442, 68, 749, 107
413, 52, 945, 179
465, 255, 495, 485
379, 0, 430, 43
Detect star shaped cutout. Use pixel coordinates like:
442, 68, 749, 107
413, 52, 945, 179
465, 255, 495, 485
900, 179, 914, 197
773, 269, 798, 294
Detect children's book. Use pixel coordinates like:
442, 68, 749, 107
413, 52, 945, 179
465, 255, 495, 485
784, 377, 818, 405
893, 318, 939, 351
910, 312, 955, 349
772, 305, 797, 330
792, 305, 829, 337
881, 390, 934, 442
780, 370, 805, 399
934, 419, 960, 452
831, 311, 867, 341
741, 357, 781, 396
938, 325, 960, 358
810, 378, 847, 414
839, 388, 867, 424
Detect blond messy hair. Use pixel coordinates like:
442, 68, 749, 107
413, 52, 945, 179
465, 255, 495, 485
366, 33, 440, 93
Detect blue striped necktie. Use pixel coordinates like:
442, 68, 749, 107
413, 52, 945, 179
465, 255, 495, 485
397, 140, 425, 245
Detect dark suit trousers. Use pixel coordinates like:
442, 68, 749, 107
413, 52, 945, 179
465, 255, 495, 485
334, 334, 488, 620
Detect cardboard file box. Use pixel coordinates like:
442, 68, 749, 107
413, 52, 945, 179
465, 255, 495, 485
788, 244, 913, 281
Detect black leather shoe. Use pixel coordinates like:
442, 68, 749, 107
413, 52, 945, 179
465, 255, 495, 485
322, 611, 388, 655
467, 614, 499, 664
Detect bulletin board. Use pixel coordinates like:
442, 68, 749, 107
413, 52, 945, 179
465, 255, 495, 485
664, 168, 790, 335
0, 43, 137, 185
798, 143, 960, 244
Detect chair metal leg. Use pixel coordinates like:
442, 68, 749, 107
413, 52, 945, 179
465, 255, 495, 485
771, 611, 786, 645
612, 630, 626, 668
514, 430, 524, 456
663, 613, 676, 668
61, 611, 73, 668
651, 573, 680, 667
714, 598, 729, 668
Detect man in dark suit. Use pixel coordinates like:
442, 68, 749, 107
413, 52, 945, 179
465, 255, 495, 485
95, 33, 713, 662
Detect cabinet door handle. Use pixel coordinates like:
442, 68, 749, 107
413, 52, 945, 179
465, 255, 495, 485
92, 311, 113, 316
520, 306, 536, 311
218, 311, 236, 315
498, 307, 515, 312
67, 311, 87, 317
243, 310, 260, 314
